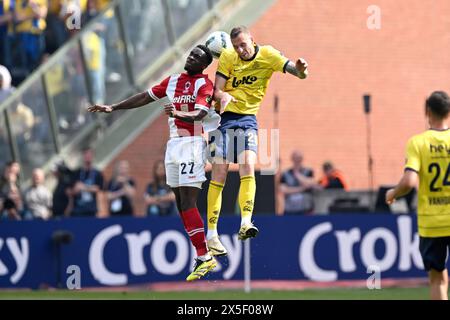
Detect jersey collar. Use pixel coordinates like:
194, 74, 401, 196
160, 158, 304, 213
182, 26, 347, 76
428, 127, 450, 131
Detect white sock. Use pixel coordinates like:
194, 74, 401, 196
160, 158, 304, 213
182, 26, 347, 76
241, 216, 252, 226
198, 253, 212, 261
207, 229, 218, 240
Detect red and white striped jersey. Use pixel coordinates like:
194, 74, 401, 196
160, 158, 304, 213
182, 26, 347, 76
148, 73, 214, 137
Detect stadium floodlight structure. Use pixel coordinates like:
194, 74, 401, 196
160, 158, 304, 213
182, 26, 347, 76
363, 94, 375, 210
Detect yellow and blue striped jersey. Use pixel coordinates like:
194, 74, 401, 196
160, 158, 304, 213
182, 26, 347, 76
216, 45, 289, 115
405, 129, 450, 237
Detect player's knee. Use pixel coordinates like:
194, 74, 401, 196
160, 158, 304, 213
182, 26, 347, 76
180, 198, 196, 212
239, 163, 254, 177
429, 269, 447, 285
212, 165, 228, 183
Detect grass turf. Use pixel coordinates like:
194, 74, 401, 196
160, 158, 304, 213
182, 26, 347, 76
0, 287, 436, 300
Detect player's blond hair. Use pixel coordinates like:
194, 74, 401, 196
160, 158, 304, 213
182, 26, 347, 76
230, 26, 251, 39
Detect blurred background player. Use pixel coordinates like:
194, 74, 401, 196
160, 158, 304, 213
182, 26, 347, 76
206, 26, 308, 256
386, 91, 450, 300
88, 44, 218, 281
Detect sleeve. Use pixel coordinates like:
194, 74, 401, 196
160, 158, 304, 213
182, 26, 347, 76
216, 51, 232, 80
195, 79, 214, 112
266, 45, 290, 73
404, 137, 420, 173
148, 76, 170, 100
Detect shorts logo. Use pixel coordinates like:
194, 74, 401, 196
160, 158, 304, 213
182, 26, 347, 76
232, 75, 258, 88
209, 217, 217, 224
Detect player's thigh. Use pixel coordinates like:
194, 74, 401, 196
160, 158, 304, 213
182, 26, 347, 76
178, 186, 200, 211
233, 128, 258, 164
208, 128, 226, 160
238, 150, 257, 176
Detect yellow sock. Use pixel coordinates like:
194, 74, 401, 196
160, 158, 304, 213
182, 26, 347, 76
239, 175, 256, 223
207, 180, 224, 232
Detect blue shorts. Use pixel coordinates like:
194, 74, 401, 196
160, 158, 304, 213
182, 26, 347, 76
208, 112, 258, 163
419, 236, 450, 271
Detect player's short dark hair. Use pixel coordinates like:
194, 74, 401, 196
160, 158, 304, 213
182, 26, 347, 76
196, 44, 213, 66
230, 26, 250, 39
426, 91, 450, 119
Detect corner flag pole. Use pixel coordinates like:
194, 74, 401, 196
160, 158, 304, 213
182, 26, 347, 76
244, 239, 251, 293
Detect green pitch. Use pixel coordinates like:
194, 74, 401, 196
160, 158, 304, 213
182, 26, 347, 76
0, 287, 436, 300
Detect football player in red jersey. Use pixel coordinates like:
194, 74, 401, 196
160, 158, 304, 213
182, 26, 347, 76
88, 45, 218, 281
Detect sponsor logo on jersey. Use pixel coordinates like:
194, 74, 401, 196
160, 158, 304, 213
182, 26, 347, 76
183, 81, 191, 93
232, 75, 258, 88
172, 95, 196, 103
429, 143, 450, 155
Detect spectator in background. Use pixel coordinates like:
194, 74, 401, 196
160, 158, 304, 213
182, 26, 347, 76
51, 159, 74, 217
318, 161, 348, 190
107, 160, 136, 216
70, 147, 104, 217
279, 150, 315, 215
14, 0, 48, 74
82, 30, 105, 104
24, 168, 52, 219
1, 197, 21, 220
0, 0, 15, 70
144, 160, 177, 216
9, 99, 34, 159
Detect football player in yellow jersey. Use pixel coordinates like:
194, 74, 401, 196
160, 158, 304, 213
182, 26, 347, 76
206, 26, 308, 255
386, 91, 450, 300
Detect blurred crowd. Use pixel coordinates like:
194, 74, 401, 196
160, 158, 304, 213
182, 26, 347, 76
278, 150, 348, 215
0, 0, 113, 86
0, 147, 179, 220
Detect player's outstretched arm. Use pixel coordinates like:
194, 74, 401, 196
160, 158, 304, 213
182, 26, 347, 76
285, 58, 308, 79
385, 170, 418, 204
87, 92, 154, 113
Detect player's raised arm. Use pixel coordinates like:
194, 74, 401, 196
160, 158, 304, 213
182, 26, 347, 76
87, 91, 155, 113
285, 58, 309, 79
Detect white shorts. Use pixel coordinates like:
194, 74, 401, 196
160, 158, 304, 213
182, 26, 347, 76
165, 136, 207, 189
